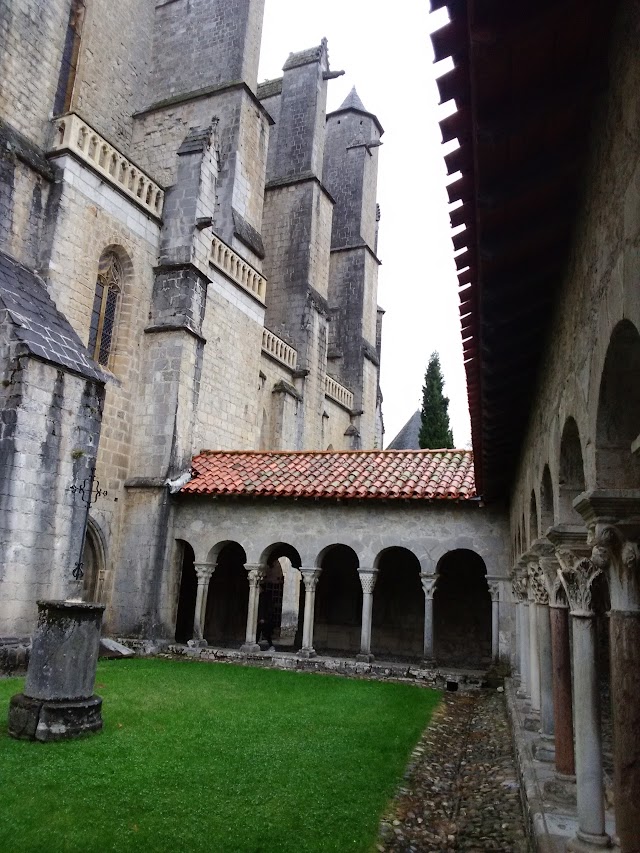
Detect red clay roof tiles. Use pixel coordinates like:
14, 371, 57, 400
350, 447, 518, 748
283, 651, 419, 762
181, 449, 476, 500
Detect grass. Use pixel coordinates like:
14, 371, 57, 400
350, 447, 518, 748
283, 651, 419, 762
0, 658, 440, 853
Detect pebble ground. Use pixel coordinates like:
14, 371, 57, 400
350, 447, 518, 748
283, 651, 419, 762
377, 691, 530, 853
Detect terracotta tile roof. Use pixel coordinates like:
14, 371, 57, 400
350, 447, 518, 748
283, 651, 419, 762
181, 449, 475, 501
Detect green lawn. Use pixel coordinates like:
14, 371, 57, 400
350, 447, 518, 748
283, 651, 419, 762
0, 658, 440, 853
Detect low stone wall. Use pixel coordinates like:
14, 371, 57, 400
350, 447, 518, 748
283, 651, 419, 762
115, 637, 489, 691
0, 638, 30, 675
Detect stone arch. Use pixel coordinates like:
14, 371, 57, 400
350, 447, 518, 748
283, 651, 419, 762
371, 547, 423, 658
314, 544, 361, 655
203, 541, 248, 646
540, 465, 554, 534
82, 516, 106, 603
558, 417, 586, 523
174, 539, 197, 643
434, 549, 491, 666
595, 319, 640, 488
529, 491, 538, 544
259, 543, 302, 642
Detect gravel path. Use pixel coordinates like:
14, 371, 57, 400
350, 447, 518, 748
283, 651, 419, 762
377, 691, 530, 853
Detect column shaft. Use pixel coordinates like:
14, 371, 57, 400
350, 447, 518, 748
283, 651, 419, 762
298, 570, 320, 658
519, 602, 530, 694
423, 596, 434, 661
358, 593, 374, 659
550, 606, 575, 777
571, 614, 608, 845
537, 603, 554, 737
609, 610, 640, 853
529, 600, 541, 712
491, 598, 500, 662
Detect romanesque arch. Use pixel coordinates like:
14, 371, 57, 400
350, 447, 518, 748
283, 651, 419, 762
434, 549, 491, 666
314, 544, 361, 654
82, 516, 106, 603
259, 542, 302, 645
558, 417, 586, 523
203, 541, 248, 646
174, 540, 197, 643
529, 491, 538, 544
595, 319, 640, 488
371, 547, 422, 658
540, 465, 554, 534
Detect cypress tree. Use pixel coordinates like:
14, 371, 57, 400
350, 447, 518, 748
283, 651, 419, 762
419, 352, 454, 448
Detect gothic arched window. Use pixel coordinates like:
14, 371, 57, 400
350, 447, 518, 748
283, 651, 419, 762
89, 252, 122, 366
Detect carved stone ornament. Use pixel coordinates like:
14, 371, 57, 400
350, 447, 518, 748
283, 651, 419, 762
557, 558, 602, 615
488, 582, 500, 603
300, 568, 321, 590
511, 575, 528, 602
528, 564, 549, 605
420, 574, 437, 598
358, 569, 378, 594
591, 524, 640, 610
539, 556, 567, 608
246, 566, 266, 586
194, 562, 215, 583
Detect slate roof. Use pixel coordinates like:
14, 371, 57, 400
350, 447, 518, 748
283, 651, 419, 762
0, 250, 104, 383
182, 449, 476, 500
338, 86, 367, 113
283, 42, 326, 71
387, 411, 422, 450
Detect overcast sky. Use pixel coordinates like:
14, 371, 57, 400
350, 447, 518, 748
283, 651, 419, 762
258, 1, 469, 448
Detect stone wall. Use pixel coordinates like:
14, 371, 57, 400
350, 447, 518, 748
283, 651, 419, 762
508, 3, 640, 549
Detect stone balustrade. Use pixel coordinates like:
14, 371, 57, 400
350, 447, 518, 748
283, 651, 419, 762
325, 375, 354, 410
50, 113, 164, 217
261, 328, 297, 370
210, 235, 267, 305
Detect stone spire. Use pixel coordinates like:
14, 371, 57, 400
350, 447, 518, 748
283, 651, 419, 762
338, 86, 367, 113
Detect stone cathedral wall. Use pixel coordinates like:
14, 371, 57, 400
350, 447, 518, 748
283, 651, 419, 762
508, 3, 640, 547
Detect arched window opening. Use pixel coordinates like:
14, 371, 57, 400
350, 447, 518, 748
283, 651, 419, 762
540, 466, 554, 534
596, 320, 640, 488
559, 418, 586, 523
89, 251, 122, 366
434, 549, 491, 666
314, 545, 361, 655
174, 541, 197, 644
529, 491, 538, 545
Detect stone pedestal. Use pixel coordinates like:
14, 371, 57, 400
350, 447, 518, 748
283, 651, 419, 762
9, 600, 105, 742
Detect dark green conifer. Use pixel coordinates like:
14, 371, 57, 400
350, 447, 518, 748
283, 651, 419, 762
419, 352, 454, 448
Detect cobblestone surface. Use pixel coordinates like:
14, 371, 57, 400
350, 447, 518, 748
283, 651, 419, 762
377, 691, 530, 852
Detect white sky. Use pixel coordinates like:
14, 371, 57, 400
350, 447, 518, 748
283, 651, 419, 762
258, 1, 470, 449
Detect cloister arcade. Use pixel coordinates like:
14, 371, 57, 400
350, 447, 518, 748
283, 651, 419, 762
509, 320, 640, 850
169, 500, 509, 667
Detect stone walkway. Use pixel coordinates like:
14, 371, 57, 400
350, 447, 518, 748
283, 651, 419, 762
377, 691, 530, 852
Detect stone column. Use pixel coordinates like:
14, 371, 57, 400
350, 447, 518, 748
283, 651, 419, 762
420, 574, 437, 662
193, 562, 215, 645
513, 575, 529, 695
530, 565, 555, 758
298, 568, 321, 658
357, 568, 378, 662
240, 565, 265, 653
488, 581, 500, 662
541, 550, 575, 778
527, 566, 541, 714
588, 518, 640, 853
558, 555, 610, 850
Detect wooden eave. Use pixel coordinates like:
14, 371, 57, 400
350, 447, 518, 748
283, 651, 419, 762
430, 0, 618, 499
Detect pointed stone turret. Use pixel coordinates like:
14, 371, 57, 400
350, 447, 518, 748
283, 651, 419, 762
339, 86, 367, 113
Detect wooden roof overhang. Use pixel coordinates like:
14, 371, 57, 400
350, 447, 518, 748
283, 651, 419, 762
430, 0, 618, 499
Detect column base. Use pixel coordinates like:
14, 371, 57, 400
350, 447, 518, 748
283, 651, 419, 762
8, 693, 103, 742
543, 777, 576, 806
523, 713, 541, 732
534, 735, 556, 763
297, 648, 316, 659
567, 829, 611, 851
240, 643, 261, 654
356, 653, 374, 662
189, 639, 209, 648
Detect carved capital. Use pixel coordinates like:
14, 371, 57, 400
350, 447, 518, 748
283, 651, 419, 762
557, 557, 602, 615
245, 564, 266, 586
420, 573, 437, 599
511, 575, 528, 602
300, 568, 321, 591
194, 562, 215, 583
358, 568, 378, 594
488, 581, 500, 603
528, 564, 549, 605
539, 554, 567, 608
591, 524, 640, 610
